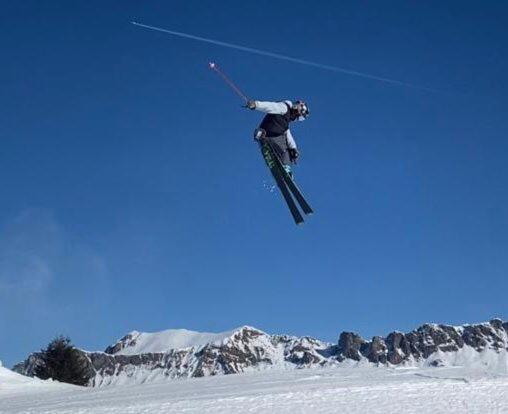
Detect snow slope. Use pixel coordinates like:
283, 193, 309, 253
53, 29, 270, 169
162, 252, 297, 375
2, 364, 507, 413
0, 364, 72, 398
111, 327, 238, 355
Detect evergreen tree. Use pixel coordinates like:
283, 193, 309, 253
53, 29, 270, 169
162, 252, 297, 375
35, 336, 90, 386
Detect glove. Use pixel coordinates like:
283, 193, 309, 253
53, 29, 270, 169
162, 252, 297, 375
245, 100, 256, 110
288, 148, 300, 163
253, 128, 266, 141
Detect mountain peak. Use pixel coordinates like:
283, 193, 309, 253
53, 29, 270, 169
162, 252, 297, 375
105, 326, 265, 356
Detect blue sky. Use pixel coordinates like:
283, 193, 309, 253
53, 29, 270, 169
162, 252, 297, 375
1, 1, 507, 367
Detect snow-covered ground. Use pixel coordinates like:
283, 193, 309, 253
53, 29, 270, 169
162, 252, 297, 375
2, 364, 508, 413
0, 365, 72, 399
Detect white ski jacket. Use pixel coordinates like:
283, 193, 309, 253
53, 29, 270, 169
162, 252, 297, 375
253, 100, 298, 150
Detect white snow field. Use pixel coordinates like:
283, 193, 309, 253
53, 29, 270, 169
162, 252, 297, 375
2, 364, 508, 413
0, 365, 72, 406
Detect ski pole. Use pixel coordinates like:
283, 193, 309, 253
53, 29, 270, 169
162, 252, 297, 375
208, 62, 250, 103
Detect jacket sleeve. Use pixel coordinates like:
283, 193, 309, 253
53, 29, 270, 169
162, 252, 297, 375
254, 101, 290, 115
286, 129, 297, 150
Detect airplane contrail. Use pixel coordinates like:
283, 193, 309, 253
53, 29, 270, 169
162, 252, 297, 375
131, 21, 437, 93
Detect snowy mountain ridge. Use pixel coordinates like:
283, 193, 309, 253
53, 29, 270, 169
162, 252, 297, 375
105, 326, 246, 355
13, 318, 508, 387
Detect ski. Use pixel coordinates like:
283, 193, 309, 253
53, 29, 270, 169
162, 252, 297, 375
259, 140, 304, 225
266, 142, 314, 216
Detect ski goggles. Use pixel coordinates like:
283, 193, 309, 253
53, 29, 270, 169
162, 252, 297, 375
294, 101, 310, 121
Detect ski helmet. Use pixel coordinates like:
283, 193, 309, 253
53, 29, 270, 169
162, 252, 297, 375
293, 100, 310, 121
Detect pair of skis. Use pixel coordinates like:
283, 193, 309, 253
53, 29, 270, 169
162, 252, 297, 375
259, 139, 313, 225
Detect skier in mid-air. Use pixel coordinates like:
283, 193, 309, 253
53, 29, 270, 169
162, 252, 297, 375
245, 100, 310, 177
209, 59, 314, 224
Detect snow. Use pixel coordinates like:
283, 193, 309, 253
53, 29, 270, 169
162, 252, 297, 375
2, 364, 508, 413
113, 327, 243, 355
427, 345, 508, 374
5, 321, 508, 412
0, 365, 73, 397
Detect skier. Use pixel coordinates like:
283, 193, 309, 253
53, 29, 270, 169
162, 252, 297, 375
208, 63, 313, 224
246, 100, 310, 176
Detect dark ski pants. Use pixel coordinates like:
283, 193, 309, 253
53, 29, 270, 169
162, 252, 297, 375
266, 134, 291, 165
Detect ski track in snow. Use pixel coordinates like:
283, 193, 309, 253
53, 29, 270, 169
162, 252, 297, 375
2, 366, 508, 413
